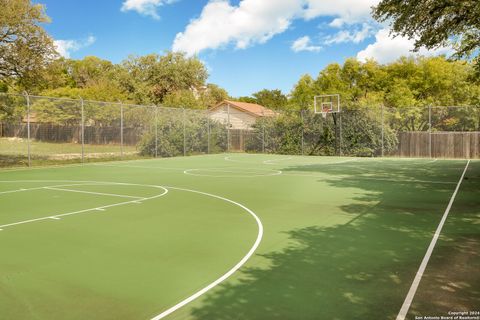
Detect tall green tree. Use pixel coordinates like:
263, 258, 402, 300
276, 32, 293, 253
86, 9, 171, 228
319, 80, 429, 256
120, 52, 208, 104
0, 0, 57, 89
198, 84, 228, 109
373, 0, 480, 74
289, 74, 315, 110
252, 89, 288, 110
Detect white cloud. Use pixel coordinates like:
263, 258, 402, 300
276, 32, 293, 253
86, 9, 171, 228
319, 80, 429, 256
121, 0, 176, 19
325, 23, 373, 45
291, 36, 322, 52
304, 0, 380, 26
54, 36, 96, 58
172, 0, 382, 56
357, 28, 453, 64
173, 0, 303, 56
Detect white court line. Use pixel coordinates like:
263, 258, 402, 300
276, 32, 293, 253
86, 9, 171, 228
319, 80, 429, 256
396, 160, 470, 320
0, 179, 263, 320
0, 182, 168, 230
0, 183, 94, 196
44, 187, 145, 200
150, 186, 263, 320
184, 168, 282, 178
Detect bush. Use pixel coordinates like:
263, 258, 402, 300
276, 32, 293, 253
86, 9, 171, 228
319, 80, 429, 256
137, 109, 227, 157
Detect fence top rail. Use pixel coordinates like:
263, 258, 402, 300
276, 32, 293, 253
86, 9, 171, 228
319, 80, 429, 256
2, 92, 478, 115
0, 93, 212, 114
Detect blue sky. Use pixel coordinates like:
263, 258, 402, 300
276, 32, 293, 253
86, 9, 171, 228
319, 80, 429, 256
38, 0, 451, 97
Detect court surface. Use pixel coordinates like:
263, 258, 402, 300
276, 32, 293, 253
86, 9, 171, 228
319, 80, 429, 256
0, 154, 478, 320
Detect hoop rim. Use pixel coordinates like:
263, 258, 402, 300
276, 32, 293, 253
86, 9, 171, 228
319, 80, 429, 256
314, 94, 341, 114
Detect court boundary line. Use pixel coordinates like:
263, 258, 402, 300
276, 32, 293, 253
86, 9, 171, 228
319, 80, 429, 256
44, 186, 145, 199
0, 181, 168, 230
150, 186, 263, 320
0, 183, 93, 195
395, 159, 470, 320
184, 168, 282, 178
0, 179, 263, 320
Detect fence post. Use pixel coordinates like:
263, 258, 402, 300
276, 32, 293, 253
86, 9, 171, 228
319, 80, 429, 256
338, 112, 343, 156
207, 109, 210, 154
23, 91, 31, 167
381, 105, 384, 157
79, 96, 85, 163
262, 111, 265, 153
183, 107, 186, 157
301, 110, 304, 156
154, 106, 158, 158
428, 105, 432, 158
227, 104, 231, 152
120, 103, 124, 158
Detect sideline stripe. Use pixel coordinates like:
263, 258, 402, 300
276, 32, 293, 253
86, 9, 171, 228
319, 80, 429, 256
184, 168, 282, 178
0, 179, 263, 320
150, 186, 263, 320
0, 182, 168, 230
396, 160, 470, 320
0, 183, 99, 196
44, 187, 145, 199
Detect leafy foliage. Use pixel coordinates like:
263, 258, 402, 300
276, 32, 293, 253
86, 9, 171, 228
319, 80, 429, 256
246, 108, 398, 157
0, 0, 57, 89
137, 110, 227, 157
373, 0, 480, 73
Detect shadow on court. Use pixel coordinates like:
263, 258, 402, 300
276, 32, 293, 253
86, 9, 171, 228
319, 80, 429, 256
188, 161, 478, 319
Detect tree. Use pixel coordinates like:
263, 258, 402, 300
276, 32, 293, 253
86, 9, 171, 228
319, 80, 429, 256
199, 84, 229, 109
120, 52, 208, 104
252, 89, 288, 110
237, 96, 257, 104
289, 74, 315, 110
162, 89, 201, 109
69, 56, 117, 88
373, 0, 480, 73
0, 0, 57, 89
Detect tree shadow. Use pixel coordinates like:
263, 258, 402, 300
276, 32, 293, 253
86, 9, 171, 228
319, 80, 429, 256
187, 160, 478, 319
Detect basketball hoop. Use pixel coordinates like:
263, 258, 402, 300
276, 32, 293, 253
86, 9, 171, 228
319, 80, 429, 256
314, 94, 340, 118
320, 103, 332, 119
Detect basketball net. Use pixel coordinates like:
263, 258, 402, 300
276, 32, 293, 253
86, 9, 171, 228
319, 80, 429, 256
321, 107, 330, 119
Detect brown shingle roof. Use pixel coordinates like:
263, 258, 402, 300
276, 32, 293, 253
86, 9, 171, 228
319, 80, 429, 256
212, 100, 278, 117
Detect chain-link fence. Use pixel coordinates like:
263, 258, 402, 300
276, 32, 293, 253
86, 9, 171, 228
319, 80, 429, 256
1, 93, 479, 167
245, 104, 479, 159
0, 93, 229, 167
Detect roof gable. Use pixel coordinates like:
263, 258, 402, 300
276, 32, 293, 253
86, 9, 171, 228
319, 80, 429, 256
211, 100, 277, 117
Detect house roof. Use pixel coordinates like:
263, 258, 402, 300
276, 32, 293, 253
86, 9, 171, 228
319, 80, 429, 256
211, 100, 278, 117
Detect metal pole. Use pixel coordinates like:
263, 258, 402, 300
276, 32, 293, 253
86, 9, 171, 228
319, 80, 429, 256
338, 112, 342, 156
120, 104, 124, 158
154, 106, 158, 158
227, 104, 230, 152
301, 110, 304, 156
262, 111, 265, 153
183, 107, 186, 157
24, 91, 31, 167
207, 110, 210, 154
428, 105, 432, 158
80, 96, 85, 163
339, 95, 342, 156
381, 105, 384, 157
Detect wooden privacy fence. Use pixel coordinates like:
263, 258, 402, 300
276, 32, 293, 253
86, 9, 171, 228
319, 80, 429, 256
396, 131, 480, 159
0, 123, 143, 146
